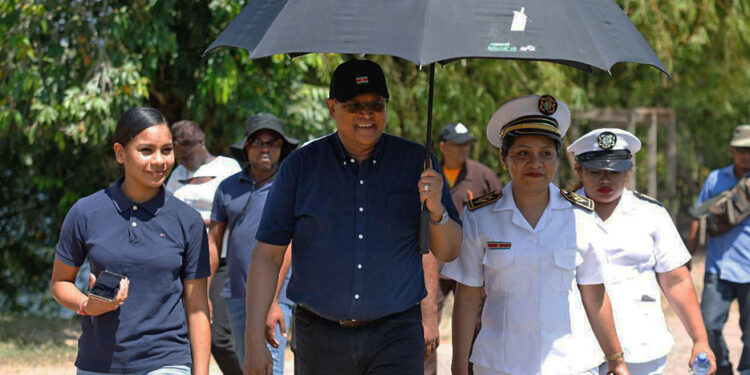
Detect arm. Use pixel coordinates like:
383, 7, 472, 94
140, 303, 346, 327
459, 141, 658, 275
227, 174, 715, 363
207, 221, 227, 285
243, 241, 288, 375
50, 258, 129, 316
421, 252, 440, 359
657, 266, 717, 373
419, 167, 462, 262
451, 283, 483, 375
265, 243, 293, 348
183, 278, 211, 375
686, 219, 700, 256
578, 284, 629, 375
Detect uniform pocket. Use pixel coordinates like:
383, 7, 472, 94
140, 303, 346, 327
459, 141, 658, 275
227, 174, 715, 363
550, 248, 580, 292
482, 250, 516, 292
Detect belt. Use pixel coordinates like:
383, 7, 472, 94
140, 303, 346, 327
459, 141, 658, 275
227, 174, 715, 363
297, 304, 417, 329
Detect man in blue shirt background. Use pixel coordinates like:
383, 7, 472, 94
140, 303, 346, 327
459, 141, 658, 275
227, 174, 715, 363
209, 113, 298, 375
688, 124, 750, 375
241, 59, 463, 375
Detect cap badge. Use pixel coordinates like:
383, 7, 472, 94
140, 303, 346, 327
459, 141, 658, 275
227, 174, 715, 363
597, 131, 617, 150
455, 123, 469, 134
537, 95, 557, 115
355, 75, 369, 85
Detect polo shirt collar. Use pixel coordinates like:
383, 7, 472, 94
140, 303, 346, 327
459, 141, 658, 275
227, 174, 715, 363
330, 132, 386, 166
238, 166, 276, 190
108, 177, 165, 216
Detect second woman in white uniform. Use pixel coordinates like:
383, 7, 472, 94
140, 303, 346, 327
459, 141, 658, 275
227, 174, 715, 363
444, 95, 629, 375
567, 128, 716, 375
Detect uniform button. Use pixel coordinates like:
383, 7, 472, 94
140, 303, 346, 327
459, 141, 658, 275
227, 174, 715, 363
131, 222, 137, 227
354, 294, 360, 300
132, 205, 138, 211
359, 207, 364, 212
358, 234, 363, 239
359, 180, 364, 185
357, 264, 362, 269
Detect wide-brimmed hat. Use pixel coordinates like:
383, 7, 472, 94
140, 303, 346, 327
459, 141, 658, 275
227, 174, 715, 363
730, 125, 750, 148
567, 128, 641, 172
229, 113, 299, 162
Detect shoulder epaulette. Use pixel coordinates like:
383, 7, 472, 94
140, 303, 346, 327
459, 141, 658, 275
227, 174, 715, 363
633, 191, 664, 207
467, 190, 503, 211
560, 189, 594, 211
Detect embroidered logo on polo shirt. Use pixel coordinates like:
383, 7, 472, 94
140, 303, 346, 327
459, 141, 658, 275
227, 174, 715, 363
487, 241, 511, 250
355, 75, 369, 85
160, 233, 166, 237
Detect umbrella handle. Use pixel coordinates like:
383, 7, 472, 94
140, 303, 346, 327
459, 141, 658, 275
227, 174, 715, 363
419, 204, 430, 254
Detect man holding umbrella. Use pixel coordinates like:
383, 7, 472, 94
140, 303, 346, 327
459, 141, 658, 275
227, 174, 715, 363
242, 59, 462, 375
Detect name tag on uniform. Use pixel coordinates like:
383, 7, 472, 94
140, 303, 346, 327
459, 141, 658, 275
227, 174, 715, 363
487, 241, 511, 250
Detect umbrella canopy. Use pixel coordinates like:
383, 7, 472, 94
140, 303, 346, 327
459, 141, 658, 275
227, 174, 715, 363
205, 0, 669, 75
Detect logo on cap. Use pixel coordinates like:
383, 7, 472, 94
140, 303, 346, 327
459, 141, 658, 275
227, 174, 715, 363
597, 131, 617, 150
355, 75, 369, 85
537, 95, 557, 115
455, 123, 469, 134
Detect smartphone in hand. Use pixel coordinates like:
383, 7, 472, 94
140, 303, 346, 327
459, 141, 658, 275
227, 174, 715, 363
89, 270, 126, 302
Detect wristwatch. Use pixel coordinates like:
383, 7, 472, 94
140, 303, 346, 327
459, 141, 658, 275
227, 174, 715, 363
429, 209, 449, 226
605, 351, 625, 361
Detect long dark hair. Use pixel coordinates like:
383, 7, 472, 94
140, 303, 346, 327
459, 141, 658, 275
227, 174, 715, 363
114, 107, 168, 146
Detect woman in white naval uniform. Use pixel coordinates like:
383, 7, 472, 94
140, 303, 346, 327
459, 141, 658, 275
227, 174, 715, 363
568, 128, 716, 375
444, 95, 630, 375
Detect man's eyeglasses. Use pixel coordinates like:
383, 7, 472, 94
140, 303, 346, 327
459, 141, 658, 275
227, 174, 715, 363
248, 138, 284, 149
339, 99, 388, 113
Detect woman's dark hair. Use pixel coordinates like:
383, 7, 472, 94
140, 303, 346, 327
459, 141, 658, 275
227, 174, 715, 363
500, 133, 562, 157
114, 107, 168, 146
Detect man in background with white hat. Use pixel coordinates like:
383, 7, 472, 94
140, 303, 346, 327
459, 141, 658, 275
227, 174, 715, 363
687, 124, 750, 375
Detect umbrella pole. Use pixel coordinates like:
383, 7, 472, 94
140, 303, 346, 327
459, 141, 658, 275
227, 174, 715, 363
419, 63, 436, 254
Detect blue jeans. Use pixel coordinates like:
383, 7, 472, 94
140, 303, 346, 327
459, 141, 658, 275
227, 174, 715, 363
225, 297, 292, 375
701, 272, 750, 375
293, 305, 424, 375
77, 364, 190, 375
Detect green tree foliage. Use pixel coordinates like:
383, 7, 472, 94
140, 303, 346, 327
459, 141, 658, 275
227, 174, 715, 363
1, 0, 749, 312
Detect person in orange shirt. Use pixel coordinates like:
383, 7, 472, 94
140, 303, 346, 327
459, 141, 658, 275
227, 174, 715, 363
423, 122, 502, 375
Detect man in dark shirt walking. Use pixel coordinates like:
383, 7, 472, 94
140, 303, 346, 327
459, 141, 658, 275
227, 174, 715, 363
242, 59, 463, 375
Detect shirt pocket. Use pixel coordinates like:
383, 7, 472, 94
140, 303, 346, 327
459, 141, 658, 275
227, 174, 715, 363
482, 250, 516, 292
550, 247, 581, 292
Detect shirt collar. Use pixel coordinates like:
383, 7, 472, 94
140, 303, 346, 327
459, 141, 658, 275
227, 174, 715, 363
720, 164, 740, 179
108, 177, 166, 216
494, 182, 567, 211
330, 132, 387, 166
238, 166, 275, 190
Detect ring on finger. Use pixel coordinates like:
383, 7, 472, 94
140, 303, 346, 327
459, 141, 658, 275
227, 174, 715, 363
424, 184, 430, 192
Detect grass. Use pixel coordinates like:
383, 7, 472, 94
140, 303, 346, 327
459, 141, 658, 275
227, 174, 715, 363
0, 314, 80, 366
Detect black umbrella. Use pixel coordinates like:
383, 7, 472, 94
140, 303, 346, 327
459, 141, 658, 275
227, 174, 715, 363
204, 0, 669, 252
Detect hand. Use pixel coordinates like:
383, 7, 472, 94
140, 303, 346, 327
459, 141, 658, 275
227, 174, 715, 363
265, 302, 287, 348
418, 161, 445, 218
607, 360, 630, 375
243, 344, 273, 375
208, 298, 214, 324
690, 340, 717, 374
422, 313, 439, 359
83, 274, 129, 316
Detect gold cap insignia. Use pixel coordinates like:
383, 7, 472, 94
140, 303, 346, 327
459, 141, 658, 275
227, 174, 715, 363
537, 95, 558, 115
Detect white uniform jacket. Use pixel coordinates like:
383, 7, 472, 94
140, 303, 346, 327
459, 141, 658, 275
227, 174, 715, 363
577, 188, 692, 363
443, 183, 607, 375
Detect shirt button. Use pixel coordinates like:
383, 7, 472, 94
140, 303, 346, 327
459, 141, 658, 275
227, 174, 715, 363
354, 294, 360, 300
372, 160, 377, 164
357, 264, 362, 269
359, 207, 364, 212
131, 222, 137, 227
358, 234, 363, 239
349, 158, 355, 164
132, 205, 138, 211
359, 180, 364, 185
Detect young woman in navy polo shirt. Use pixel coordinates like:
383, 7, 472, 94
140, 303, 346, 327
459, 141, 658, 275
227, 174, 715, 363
50, 107, 211, 375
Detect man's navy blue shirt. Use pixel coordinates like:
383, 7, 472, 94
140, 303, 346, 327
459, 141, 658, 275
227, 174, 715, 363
256, 132, 461, 321
56, 178, 210, 373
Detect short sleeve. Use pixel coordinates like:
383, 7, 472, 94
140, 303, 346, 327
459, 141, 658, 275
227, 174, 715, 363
441, 208, 483, 287
432, 154, 461, 226
652, 207, 692, 273
256, 153, 299, 246
55, 202, 88, 267
210, 183, 228, 223
181, 213, 211, 279
575, 213, 606, 285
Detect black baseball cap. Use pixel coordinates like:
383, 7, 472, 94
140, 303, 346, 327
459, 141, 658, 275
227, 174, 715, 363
229, 113, 299, 162
329, 59, 390, 102
439, 122, 476, 144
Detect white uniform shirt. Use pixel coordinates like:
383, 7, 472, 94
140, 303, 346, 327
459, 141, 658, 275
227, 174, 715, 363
443, 183, 606, 375
577, 188, 691, 363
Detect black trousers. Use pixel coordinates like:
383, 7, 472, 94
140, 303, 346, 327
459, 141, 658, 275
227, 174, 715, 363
294, 305, 424, 375
210, 261, 243, 375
